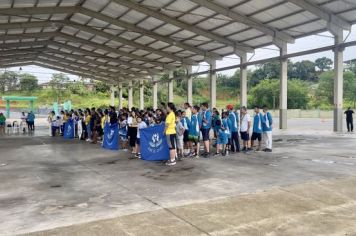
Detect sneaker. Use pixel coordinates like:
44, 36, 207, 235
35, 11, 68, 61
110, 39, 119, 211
213, 152, 220, 157
202, 152, 211, 158
165, 160, 176, 166
265, 149, 272, 152
242, 147, 247, 151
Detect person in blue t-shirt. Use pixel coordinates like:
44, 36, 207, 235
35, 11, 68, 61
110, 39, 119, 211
212, 109, 221, 147
262, 105, 273, 152
214, 111, 231, 157
226, 105, 240, 152
251, 106, 263, 151
200, 102, 212, 157
181, 111, 191, 156
27, 111, 35, 131
188, 105, 201, 158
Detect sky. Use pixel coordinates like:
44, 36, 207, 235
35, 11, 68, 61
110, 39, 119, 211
1, 25, 356, 83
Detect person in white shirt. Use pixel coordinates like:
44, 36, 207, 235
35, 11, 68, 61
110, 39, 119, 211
135, 116, 147, 158
183, 103, 192, 121
240, 106, 251, 151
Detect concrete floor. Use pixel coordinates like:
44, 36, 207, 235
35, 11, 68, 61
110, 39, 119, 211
1, 119, 356, 235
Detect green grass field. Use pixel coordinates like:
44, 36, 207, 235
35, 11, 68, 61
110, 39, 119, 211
0, 88, 239, 110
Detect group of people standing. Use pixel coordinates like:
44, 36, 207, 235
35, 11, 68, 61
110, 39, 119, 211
48, 102, 274, 166
20, 111, 36, 131
48, 107, 118, 143
161, 102, 274, 166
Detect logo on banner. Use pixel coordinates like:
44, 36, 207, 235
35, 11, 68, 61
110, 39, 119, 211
66, 124, 72, 136
148, 133, 163, 153
107, 129, 115, 140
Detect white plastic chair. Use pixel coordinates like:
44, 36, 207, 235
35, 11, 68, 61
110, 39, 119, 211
12, 121, 20, 133
6, 123, 12, 134
20, 121, 27, 133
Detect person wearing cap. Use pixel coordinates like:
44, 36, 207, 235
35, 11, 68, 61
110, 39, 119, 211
227, 104, 240, 152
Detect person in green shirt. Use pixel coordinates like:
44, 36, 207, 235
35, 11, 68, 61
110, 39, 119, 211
0, 112, 6, 135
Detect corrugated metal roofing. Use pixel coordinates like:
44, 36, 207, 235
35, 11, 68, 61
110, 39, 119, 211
0, 0, 355, 83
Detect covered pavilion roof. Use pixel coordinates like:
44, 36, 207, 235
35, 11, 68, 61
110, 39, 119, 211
0, 0, 355, 83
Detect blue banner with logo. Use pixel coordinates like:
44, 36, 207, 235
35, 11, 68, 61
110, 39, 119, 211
64, 119, 75, 139
140, 124, 169, 161
102, 122, 119, 150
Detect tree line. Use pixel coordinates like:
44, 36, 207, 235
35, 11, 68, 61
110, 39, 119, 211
1, 56, 356, 109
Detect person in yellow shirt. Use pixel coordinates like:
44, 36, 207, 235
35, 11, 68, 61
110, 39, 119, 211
84, 109, 91, 141
60, 110, 68, 136
101, 109, 109, 129
165, 102, 177, 166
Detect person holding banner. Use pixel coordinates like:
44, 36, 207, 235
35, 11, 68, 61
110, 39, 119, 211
64, 116, 75, 139
134, 116, 147, 158
165, 103, 177, 166
102, 121, 120, 150
118, 114, 128, 150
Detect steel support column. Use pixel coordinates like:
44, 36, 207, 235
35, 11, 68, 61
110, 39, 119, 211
118, 83, 123, 110
139, 80, 144, 110
168, 71, 174, 103
209, 61, 217, 108
239, 53, 248, 107
6, 100, 10, 118
333, 29, 344, 132
152, 75, 159, 110
186, 66, 193, 105
110, 85, 116, 106
279, 43, 288, 129
128, 81, 133, 109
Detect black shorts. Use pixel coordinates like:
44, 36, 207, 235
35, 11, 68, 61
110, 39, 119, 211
128, 127, 137, 147
240, 131, 249, 141
251, 132, 262, 141
201, 128, 210, 141
97, 126, 103, 136
166, 134, 176, 150
183, 130, 189, 143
